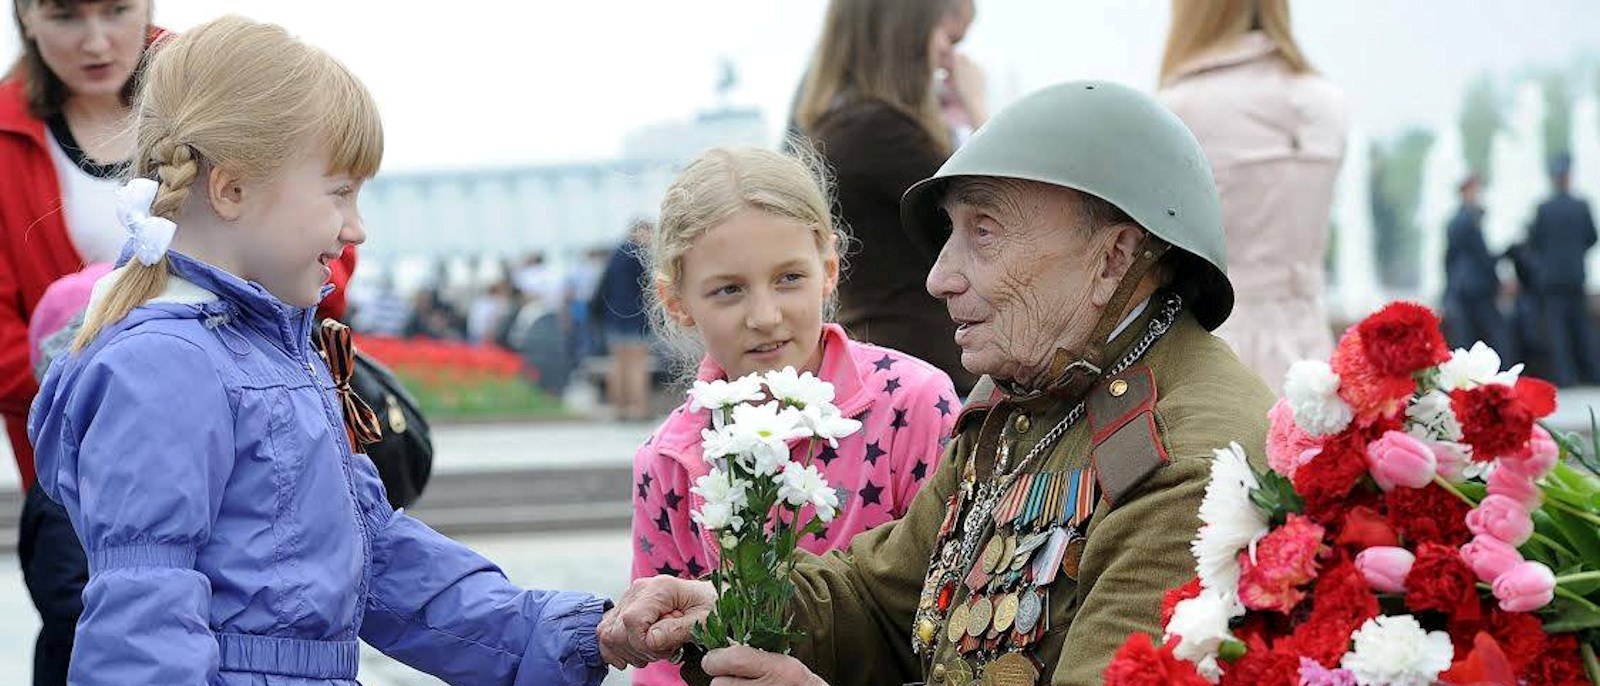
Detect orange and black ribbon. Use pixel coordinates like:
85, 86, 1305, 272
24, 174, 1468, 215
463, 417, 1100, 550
316, 320, 384, 452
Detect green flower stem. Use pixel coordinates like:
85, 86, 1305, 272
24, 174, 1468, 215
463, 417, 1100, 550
1579, 641, 1598, 686
1554, 585, 1600, 615
1555, 571, 1600, 586
1432, 474, 1479, 507
1531, 530, 1579, 560
1546, 497, 1600, 527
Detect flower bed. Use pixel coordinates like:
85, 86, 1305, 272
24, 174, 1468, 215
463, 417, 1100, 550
353, 335, 567, 421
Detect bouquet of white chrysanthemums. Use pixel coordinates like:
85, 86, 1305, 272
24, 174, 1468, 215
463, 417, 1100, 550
686, 367, 862, 654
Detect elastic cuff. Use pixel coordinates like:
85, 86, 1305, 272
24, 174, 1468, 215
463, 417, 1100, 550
89, 543, 196, 572
576, 596, 614, 671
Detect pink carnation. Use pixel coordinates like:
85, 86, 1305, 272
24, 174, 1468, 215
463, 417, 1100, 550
1239, 514, 1328, 614
1267, 398, 1323, 478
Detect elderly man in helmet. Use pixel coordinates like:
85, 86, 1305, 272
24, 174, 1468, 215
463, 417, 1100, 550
600, 81, 1273, 686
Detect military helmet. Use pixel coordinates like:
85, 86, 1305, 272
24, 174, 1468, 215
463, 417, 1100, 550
901, 79, 1233, 330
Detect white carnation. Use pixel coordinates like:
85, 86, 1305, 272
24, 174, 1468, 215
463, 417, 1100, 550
1192, 442, 1268, 612
1283, 360, 1355, 436
1436, 342, 1522, 391
777, 462, 841, 522
1164, 591, 1236, 680
1404, 390, 1463, 442
761, 366, 835, 409
1340, 615, 1454, 686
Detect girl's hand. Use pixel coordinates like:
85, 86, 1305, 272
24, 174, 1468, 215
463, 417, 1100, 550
945, 52, 989, 128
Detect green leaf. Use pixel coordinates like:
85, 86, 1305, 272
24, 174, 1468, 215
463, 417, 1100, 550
1546, 509, 1600, 571
1542, 596, 1600, 633
1456, 482, 1489, 501
1250, 468, 1304, 526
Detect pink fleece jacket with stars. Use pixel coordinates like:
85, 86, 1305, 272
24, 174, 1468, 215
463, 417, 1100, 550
629, 323, 957, 686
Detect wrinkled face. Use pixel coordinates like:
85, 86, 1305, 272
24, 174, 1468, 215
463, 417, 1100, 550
232, 148, 368, 308
664, 208, 839, 380
926, 178, 1127, 384
20, 0, 148, 101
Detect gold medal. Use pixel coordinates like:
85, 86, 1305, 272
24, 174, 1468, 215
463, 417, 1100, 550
992, 592, 1019, 634
947, 602, 971, 644
985, 652, 1041, 686
995, 535, 1016, 574
946, 658, 974, 686
980, 537, 1004, 575
967, 596, 994, 638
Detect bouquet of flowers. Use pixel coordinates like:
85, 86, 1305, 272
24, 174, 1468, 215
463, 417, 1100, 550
685, 367, 863, 653
1103, 302, 1600, 686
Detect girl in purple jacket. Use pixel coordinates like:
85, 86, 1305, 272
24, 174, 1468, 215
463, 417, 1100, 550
29, 16, 620, 685
629, 146, 958, 686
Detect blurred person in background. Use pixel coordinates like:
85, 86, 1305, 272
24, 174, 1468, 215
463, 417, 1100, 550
595, 220, 654, 420
1442, 173, 1510, 353
1525, 152, 1600, 386
1158, 0, 1347, 392
794, 0, 983, 395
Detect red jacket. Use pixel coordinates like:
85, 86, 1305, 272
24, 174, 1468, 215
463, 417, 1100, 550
0, 77, 358, 490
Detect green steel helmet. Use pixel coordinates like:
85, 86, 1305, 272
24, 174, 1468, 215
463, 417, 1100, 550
902, 79, 1234, 330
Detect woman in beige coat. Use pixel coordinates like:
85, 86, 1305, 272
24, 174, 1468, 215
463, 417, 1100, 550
1159, 0, 1348, 391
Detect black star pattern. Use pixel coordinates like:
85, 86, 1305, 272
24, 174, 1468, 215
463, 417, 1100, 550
864, 441, 886, 465
685, 558, 706, 578
911, 460, 929, 482
636, 473, 654, 501
654, 508, 672, 534
816, 444, 840, 467
935, 396, 952, 417
860, 480, 884, 507
836, 487, 854, 507
884, 377, 902, 395
812, 525, 831, 541
656, 563, 682, 577
638, 536, 655, 555
873, 354, 896, 372
663, 489, 684, 509
688, 519, 700, 537
891, 408, 909, 430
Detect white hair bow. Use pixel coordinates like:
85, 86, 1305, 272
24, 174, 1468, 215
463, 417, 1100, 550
116, 178, 177, 266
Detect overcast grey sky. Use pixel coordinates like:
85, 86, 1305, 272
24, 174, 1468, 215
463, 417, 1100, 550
5, 1, 1598, 172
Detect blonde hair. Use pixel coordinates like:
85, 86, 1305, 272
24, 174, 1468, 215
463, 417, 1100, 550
1159, 0, 1311, 87
795, 0, 956, 155
649, 142, 845, 367
74, 15, 383, 350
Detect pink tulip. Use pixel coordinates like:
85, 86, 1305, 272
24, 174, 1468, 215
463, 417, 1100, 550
1354, 546, 1415, 593
1502, 426, 1560, 479
1487, 467, 1543, 509
1365, 431, 1437, 491
1493, 560, 1556, 612
1431, 441, 1469, 483
1461, 535, 1524, 583
1465, 494, 1535, 546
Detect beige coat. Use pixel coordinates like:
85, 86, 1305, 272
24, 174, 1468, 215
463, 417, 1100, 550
1160, 31, 1348, 392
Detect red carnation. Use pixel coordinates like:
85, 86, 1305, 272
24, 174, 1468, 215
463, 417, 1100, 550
1161, 577, 1204, 627
1290, 560, 1378, 667
1219, 634, 1300, 686
1452, 384, 1536, 462
1101, 633, 1210, 686
1355, 302, 1450, 377
1287, 614, 1354, 669
1404, 542, 1477, 615
1294, 430, 1373, 524
1332, 328, 1417, 421
1387, 482, 1474, 547
1522, 634, 1590, 686
1238, 515, 1328, 614
1515, 377, 1559, 418
1486, 609, 1547, 673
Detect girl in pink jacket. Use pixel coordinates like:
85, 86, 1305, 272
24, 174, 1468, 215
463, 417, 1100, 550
629, 146, 957, 685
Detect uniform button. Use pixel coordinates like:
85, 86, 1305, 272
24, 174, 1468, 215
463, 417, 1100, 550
1013, 414, 1031, 433
1109, 380, 1129, 397
931, 663, 947, 682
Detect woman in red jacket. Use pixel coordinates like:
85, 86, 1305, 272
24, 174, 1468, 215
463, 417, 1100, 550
2, 3, 355, 682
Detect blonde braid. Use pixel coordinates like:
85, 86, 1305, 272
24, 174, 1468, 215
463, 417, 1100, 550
151, 140, 198, 220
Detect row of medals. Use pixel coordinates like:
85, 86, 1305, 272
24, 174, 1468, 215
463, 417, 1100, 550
914, 466, 1097, 686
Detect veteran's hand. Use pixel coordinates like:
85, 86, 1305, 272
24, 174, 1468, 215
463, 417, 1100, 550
598, 575, 716, 667
702, 645, 829, 686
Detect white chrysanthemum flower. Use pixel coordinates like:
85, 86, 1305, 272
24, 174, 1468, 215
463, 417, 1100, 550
1284, 360, 1355, 436
690, 469, 750, 532
728, 401, 809, 476
1164, 591, 1236, 681
1192, 442, 1268, 612
1340, 615, 1454, 686
1404, 390, 1464, 442
1436, 342, 1523, 391
777, 462, 841, 522
688, 376, 766, 425
797, 404, 862, 448
761, 366, 835, 409
700, 426, 750, 462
